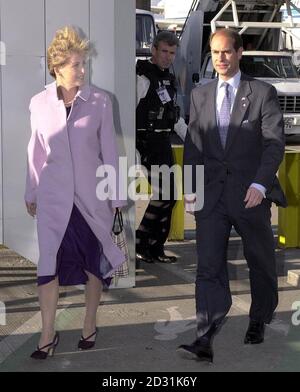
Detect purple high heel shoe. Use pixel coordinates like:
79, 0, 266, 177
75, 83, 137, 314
30, 332, 59, 360
78, 328, 98, 350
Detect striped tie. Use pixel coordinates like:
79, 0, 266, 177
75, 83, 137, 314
218, 82, 231, 149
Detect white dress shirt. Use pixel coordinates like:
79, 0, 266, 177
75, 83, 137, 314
216, 70, 241, 119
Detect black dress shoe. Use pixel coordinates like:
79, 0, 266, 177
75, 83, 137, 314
177, 339, 213, 363
244, 320, 265, 345
177, 321, 222, 363
136, 250, 154, 263
153, 253, 177, 263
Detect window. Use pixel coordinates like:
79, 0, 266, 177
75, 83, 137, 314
136, 15, 156, 56
240, 55, 299, 78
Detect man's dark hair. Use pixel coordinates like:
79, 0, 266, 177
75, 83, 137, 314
152, 31, 179, 49
210, 28, 243, 52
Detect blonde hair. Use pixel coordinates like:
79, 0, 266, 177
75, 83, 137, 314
47, 26, 89, 78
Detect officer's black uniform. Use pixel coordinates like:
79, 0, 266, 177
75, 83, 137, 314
136, 59, 178, 263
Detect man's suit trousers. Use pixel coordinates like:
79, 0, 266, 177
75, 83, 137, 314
194, 181, 278, 338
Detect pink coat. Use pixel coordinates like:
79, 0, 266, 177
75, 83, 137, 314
25, 82, 127, 278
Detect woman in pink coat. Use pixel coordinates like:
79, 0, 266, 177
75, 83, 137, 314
25, 26, 126, 359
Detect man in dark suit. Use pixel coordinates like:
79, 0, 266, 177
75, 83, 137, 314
177, 29, 286, 363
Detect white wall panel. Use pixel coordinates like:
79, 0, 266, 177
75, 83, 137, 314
1, 0, 45, 260
45, 0, 89, 84
90, 0, 115, 92
0, 0, 44, 56
2, 55, 45, 263
0, 10, 3, 242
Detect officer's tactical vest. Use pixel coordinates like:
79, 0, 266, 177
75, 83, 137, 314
136, 60, 177, 131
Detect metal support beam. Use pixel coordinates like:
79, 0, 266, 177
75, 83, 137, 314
239, 26, 249, 35
213, 21, 300, 28
257, 5, 280, 49
232, 1, 240, 27
211, 0, 300, 35
282, 27, 300, 42
211, 0, 233, 32
286, 0, 295, 27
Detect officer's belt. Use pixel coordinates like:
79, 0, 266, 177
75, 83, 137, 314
137, 128, 171, 133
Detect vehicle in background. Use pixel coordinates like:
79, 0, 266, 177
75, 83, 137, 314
200, 51, 300, 137
136, 9, 157, 59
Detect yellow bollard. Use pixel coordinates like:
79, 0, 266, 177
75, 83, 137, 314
278, 148, 300, 248
135, 144, 185, 241
168, 145, 184, 241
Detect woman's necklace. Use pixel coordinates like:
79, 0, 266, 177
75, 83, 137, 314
58, 86, 77, 107
64, 98, 75, 107
64, 94, 77, 106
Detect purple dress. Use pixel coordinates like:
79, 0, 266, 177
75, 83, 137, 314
37, 107, 112, 288
37, 204, 112, 288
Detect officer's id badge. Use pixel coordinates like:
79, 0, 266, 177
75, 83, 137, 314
156, 86, 172, 105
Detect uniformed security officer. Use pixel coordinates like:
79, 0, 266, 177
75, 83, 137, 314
136, 31, 186, 264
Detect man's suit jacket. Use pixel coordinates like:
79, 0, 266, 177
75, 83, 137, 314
184, 73, 287, 217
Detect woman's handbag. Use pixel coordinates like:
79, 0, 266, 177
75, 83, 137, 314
111, 208, 130, 277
